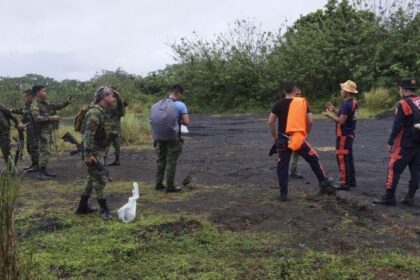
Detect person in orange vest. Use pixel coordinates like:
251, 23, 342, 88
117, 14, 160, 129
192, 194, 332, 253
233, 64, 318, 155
289, 86, 304, 179
373, 78, 419, 206
323, 80, 358, 191
268, 80, 336, 201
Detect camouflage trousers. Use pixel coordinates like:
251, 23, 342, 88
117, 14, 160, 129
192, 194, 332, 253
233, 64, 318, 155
0, 134, 11, 164
82, 151, 107, 199
155, 139, 183, 187
26, 126, 39, 165
290, 151, 300, 174
105, 134, 121, 157
38, 128, 51, 169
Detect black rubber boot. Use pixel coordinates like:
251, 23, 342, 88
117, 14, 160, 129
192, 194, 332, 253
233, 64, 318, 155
108, 155, 120, 166
373, 191, 397, 206
335, 184, 351, 191
319, 178, 337, 195
401, 188, 417, 206
97, 198, 111, 220
166, 185, 182, 193
38, 168, 51, 180
75, 195, 97, 214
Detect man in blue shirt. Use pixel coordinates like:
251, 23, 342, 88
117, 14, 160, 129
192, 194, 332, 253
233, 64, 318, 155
153, 85, 190, 192
324, 80, 358, 190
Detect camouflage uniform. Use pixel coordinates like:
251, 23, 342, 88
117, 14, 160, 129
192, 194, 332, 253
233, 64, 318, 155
0, 105, 19, 164
12, 101, 39, 166
82, 104, 112, 199
31, 99, 70, 169
105, 98, 125, 162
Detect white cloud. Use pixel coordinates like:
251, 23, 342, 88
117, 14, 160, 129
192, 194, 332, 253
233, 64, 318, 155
0, 0, 326, 80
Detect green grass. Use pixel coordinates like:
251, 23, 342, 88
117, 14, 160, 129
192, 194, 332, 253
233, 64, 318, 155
14, 180, 420, 280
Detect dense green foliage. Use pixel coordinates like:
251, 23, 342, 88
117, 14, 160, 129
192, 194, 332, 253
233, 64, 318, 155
0, 0, 419, 113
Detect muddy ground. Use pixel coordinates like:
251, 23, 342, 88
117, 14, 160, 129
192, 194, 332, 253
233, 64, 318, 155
6, 114, 420, 255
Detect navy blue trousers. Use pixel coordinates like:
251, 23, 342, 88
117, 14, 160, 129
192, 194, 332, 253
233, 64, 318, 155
276, 137, 327, 195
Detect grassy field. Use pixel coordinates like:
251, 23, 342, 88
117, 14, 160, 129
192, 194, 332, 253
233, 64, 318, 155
7, 179, 419, 280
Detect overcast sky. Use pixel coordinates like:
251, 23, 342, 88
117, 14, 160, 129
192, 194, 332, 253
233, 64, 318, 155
0, 0, 326, 81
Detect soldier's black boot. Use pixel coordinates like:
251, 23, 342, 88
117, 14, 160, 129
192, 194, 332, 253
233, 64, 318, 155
38, 168, 51, 180
97, 198, 111, 220
75, 195, 97, 214
373, 190, 397, 206
401, 187, 417, 206
108, 155, 120, 166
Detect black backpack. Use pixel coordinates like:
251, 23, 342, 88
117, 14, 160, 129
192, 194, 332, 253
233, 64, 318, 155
405, 98, 420, 143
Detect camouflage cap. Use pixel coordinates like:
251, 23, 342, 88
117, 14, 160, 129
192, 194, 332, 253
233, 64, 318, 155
94, 86, 114, 103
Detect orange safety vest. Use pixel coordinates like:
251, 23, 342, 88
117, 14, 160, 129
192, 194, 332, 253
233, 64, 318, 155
286, 97, 308, 151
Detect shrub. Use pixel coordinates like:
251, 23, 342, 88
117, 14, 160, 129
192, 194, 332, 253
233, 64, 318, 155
363, 87, 396, 114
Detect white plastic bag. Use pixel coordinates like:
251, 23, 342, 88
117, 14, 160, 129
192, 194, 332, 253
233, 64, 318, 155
118, 182, 140, 223
181, 124, 189, 133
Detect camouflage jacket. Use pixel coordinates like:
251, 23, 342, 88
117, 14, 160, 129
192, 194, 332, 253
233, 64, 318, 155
83, 104, 113, 157
0, 105, 19, 136
31, 99, 70, 131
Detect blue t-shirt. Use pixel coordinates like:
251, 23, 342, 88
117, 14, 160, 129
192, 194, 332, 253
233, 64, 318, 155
337, 98, 358, 136
172, 100, 188, 125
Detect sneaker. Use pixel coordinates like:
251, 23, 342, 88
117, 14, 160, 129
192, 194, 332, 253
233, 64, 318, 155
335, 185, 350, 191
290, 172, 304, 179
373, 195, 397, 206
319, 179, 337, 195
166, 185, 182, 193
401, 196, 415, 206
155, 183, 166, 191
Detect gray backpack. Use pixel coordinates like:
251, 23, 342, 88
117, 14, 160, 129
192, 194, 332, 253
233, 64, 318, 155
150, 99, 180, 141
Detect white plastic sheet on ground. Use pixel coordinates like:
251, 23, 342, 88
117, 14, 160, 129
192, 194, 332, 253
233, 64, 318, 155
118, 182, 140, 223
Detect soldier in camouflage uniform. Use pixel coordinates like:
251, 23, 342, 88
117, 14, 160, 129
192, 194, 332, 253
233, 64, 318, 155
75, 87, 116, 220
0, 105, 26, 166
105, 87, 126, 166
11, 89, 40, 172
31, 85, 72, 180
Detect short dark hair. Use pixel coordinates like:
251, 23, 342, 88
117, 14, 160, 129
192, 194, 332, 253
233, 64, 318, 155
32, 85, 45, 95
170, 84, 184, 94
282, 80, 296, 94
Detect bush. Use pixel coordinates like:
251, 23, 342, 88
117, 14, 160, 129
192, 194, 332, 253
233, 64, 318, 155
120, 111, 151, 145
363, 87, 396, 114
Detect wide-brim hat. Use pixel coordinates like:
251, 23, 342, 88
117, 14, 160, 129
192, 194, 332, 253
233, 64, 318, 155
398, 78, 417, 89
340, 80, 358, 94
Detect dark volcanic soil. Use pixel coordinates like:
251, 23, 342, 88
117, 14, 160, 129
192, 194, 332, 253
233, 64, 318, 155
6, 114, 420, 254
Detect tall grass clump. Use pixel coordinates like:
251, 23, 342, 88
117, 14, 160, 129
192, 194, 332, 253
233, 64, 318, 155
120, 109, 151, 144
0, 162, 32, 280
359, 87, 396, 118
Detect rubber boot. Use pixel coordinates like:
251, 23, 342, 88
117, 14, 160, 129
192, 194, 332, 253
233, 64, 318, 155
373, 190, 397, 206
401, 187, 417, 206
38, 168, 51, 180
97, 198, 111, 220
75, 195, 97, 214
108, 155, 120, 166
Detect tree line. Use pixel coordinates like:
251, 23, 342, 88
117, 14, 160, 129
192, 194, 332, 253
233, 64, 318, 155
1, 0, 419, 113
